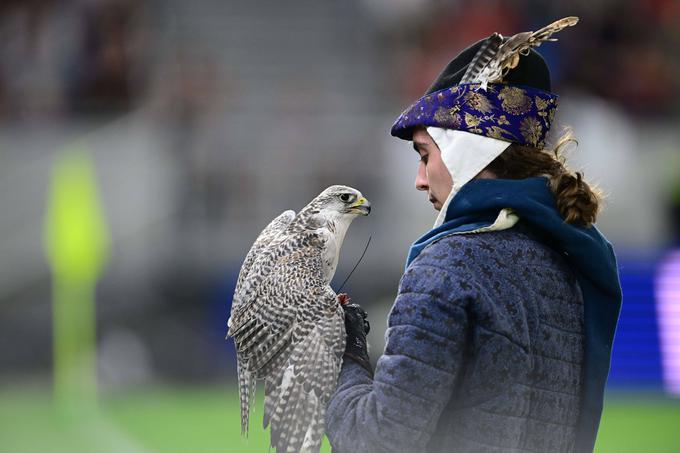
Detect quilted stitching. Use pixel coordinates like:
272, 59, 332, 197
326, 228, 584, 453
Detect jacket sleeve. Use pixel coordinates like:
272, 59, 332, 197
325, 240, 475, 453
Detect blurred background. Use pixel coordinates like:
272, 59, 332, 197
1, 0, 679, 451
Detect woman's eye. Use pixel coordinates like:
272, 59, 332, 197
419, 155, 428, 164
340, 193, 351, 202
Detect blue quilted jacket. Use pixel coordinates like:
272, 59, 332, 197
326, 178, 621, 453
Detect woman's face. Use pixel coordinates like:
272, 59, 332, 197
412, 128, 453, 211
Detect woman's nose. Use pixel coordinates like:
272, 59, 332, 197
415, 162, 428, 192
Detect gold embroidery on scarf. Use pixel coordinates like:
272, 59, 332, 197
535, 96, 549, 111
485, 125, 515, 141
434, 106, 462, 128
499, 86, 532, 115
464, 91, 493, 113
464, 112, 482, 133
519, 116, 543, 146
547, 106, 556, 124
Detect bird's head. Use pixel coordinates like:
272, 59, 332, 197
314, 185, 371, 217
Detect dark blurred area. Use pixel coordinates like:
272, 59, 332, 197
1, 0, 680, 398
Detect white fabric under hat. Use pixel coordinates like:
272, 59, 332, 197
426, 127, 511, 228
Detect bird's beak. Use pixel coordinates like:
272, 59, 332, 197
350, 197, 371, 215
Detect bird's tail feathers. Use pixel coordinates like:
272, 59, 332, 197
267, 329, 333, 453
237, 360, 256, 436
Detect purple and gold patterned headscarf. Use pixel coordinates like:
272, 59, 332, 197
391, 82, 558, 149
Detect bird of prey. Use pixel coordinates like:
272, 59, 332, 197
227, 185, 371, 453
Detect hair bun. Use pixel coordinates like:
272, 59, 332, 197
550, 171, 601, 227
485, 129, 602, 227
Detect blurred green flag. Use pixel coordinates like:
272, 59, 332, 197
44, 146, 110, 413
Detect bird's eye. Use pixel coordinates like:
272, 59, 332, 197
340, 193, 352, 202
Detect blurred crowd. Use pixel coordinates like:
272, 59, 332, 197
387, 0, 680, 115
3, 0, 678, 118
0, 0, 146, 120
1, 0, 679, 388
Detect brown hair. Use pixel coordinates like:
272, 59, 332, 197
485, 130, 603, 227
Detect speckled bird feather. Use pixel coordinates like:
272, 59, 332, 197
461, 16, 579, 89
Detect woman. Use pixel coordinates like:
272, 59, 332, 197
326, 18, 622, 453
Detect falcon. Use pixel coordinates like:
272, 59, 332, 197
227, 185, 371, 453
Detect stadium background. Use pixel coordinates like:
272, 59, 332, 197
1, 0, 679, 451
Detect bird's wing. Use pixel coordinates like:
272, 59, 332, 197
228, 209, 295, 435
230, 271, 297, 436
230, 270, 296, 437
264, 286, 345, 453
228, 239, 330, 440
232, 209, 296, 313
232, 239, 345, 452
229, 243, 318, 368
